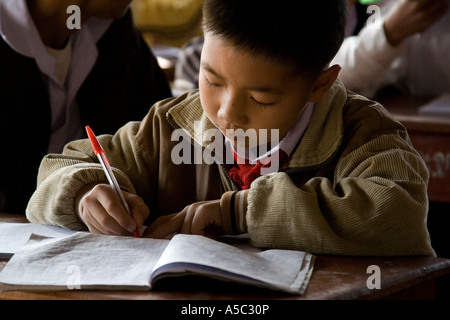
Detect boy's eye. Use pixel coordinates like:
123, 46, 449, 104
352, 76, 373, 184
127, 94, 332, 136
206, 79, 221, 88
204, 74, 222, 88
251, 97, 275, 107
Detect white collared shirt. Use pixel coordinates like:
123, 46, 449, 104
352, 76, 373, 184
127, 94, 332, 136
0, 0, 113, 153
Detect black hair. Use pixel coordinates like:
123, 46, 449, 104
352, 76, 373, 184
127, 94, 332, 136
203, 0, 348, 77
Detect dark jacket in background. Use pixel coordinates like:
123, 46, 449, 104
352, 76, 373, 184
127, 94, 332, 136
0, 10, 172, 214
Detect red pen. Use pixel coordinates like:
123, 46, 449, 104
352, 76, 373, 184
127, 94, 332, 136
85, 126, 140, 238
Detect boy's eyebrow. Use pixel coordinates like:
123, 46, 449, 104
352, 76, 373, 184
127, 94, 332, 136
201, 62, 225, 80
201, 62, 282, 94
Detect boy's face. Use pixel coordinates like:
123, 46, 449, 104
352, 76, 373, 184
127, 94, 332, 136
199, 33, 316, 149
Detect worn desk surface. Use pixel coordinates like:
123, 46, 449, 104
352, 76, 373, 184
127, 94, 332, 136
1, 213, 450, 300
377, 94, 450, 203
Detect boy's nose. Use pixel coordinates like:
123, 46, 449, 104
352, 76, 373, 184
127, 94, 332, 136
218, 92, 248, 127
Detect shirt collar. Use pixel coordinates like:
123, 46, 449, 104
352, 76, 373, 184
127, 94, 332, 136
226, 102, 315, 165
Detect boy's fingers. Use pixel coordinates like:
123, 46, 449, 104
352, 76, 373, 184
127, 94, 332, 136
180, 206, 195, 235
189, 201, 222, 236
144, 213, 176, 233
125, 193, 150, 227
80, 209, 102, 233
94, 186, 138, 233
146, 217, 182, 239
82, 186, 136, 236
90, 208, 133, 236
82, 207, 125, 236
144, 212, 185, 239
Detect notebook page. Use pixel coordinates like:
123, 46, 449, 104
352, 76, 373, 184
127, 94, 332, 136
151, 234, 313, 294
0, 222, 75, 258
0, 232, 169, 290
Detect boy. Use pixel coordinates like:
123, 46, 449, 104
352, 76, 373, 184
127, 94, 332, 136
27, 0, 435, 257
0, 0, 171, 214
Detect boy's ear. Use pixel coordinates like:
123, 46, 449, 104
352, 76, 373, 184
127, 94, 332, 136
308, 65, 341, 103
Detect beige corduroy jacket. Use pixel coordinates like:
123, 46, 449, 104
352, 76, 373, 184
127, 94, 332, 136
27, 80, 435, 257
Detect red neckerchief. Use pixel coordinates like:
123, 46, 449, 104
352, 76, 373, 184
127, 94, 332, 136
228, 146, 288, 190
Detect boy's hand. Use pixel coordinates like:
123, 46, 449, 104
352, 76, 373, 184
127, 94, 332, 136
78, 184, 149, 236
384, 0, 449, 46
142, 200, 222, 239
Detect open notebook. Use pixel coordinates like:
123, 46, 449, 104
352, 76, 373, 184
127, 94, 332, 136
0, 224, 314, 295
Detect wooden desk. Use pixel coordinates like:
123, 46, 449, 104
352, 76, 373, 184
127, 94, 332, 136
377, 94, 450, 203
1, 214, 450, 300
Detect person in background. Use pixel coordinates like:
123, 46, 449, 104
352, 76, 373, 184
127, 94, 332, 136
332, 0, 449, 98
0, 0, 172, 215
27, 0, 434, 257
173, 35, 204, 92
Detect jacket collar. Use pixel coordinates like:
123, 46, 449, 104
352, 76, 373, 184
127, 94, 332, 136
167, 80, 347, 168
289, 79, 347, 168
